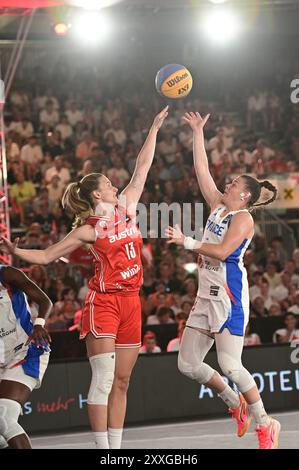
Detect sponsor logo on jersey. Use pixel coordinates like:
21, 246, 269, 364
109, 226, 138, 243
210, 285, 220, 297
0, 327, 17, 338
120, 264, 141, 280
14, 343, 24, 353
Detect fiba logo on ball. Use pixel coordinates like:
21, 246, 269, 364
155, 64, 193, 99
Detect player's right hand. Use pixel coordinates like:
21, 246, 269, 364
0, 236, 19, 254
182, 111, 210, 131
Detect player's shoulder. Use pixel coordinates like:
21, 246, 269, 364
232, 210, 254, 226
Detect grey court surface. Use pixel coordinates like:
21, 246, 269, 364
31, 411, 299, 449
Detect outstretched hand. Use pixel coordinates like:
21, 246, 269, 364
0, 236, 20, 255
152, 105, 169, 131
182, 111, 210, 131
165, 224, 185, 246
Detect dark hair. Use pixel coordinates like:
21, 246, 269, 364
143, 331, 156, 341
61, 287, 73, 299
61, 172, 103, 228
156, 306, 172, 317
284, 312, 296, 320
241, 175, 278, 208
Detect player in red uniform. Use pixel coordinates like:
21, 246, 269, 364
0, 106, 168, 449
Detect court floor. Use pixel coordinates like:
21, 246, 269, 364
30, 410, 299, 449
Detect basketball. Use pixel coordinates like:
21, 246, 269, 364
155, 64, 193, 99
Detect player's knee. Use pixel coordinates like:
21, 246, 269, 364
87, 352, 115, 406
178, 353, 208, 383
0, 399, 25, 442
113, 375, 131, 394
178, 353, 194, 379
218, 353, 242, 383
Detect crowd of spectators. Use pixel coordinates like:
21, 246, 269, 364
3, 53, 299, 353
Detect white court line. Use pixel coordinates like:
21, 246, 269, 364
32, 430, 299, 449
31, 410, 299, 441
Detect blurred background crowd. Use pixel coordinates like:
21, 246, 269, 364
4, 48, 299, 354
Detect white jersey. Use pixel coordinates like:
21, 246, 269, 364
197, 204, 252, 309
0, 266, 49, 379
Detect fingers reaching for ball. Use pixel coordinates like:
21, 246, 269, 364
153, 105, 169, 131
182, 112, 210, 130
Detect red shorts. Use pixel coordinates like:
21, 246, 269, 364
80, 290, 142, 348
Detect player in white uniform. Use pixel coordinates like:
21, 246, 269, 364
0, 265, 51, 449
166, 112, 281, 449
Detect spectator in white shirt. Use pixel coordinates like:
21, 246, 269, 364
233, 142, 252, 166
288, 292, 299, 315
284, 260, 299, 289
252, 139, 275, 162
9, 89, 29, 109
107, 155, 130, 189
208, 127, 231, 151
272, 271, 292, 302
45, 155, 71, 185
147, 306, 175, 326
263, 263, 281, 289
273, 313, 299, 344
55, 115, 73, 141
247, 90, 268, 131
20, 135, 43, 166
158, 128, 178, 163
65, 102, 84, 128
139, 331, 161, 354
46, 174, 65, 204
39, 100, 60, 131
102, 99, 121, 126
15, 117, 34, 139
210, 140, 227, 166
251, 278, 275, 310
104, 119, 127, 147
6, 134, 20, 162
167, 319, 186, 352
34, 87, 60, 111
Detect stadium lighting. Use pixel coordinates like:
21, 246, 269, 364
202, 9, 240, 45
72, 11, 111, 44
53, 23, 70, 37
209, 0, 228, 4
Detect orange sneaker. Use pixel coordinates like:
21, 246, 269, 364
255, 418, 281, 449
229, 394, 252, 437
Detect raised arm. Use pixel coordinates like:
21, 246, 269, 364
182, 112, 222, 209
120, 106, 168, 211
0, 224, 96, 265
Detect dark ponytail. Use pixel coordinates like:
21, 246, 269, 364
241, 175, 278, 209
62, 173, 103, 228
253, 180, 278, 207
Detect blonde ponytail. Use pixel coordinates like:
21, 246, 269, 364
62, 173, 103, 228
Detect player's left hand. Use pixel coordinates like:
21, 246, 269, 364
165, 224, 185, 245
152, 105, 169, 131
26, 325, 52, 349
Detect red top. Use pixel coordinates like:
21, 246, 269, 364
86, 206, 143, 295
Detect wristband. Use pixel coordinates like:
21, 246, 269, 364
183, 236, 198, 250
34, 317, 46, 328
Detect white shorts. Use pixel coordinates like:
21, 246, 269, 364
187, 296, 249, 336
0, 353, 49, 392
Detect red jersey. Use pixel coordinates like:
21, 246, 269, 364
86, 206, 143, 295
